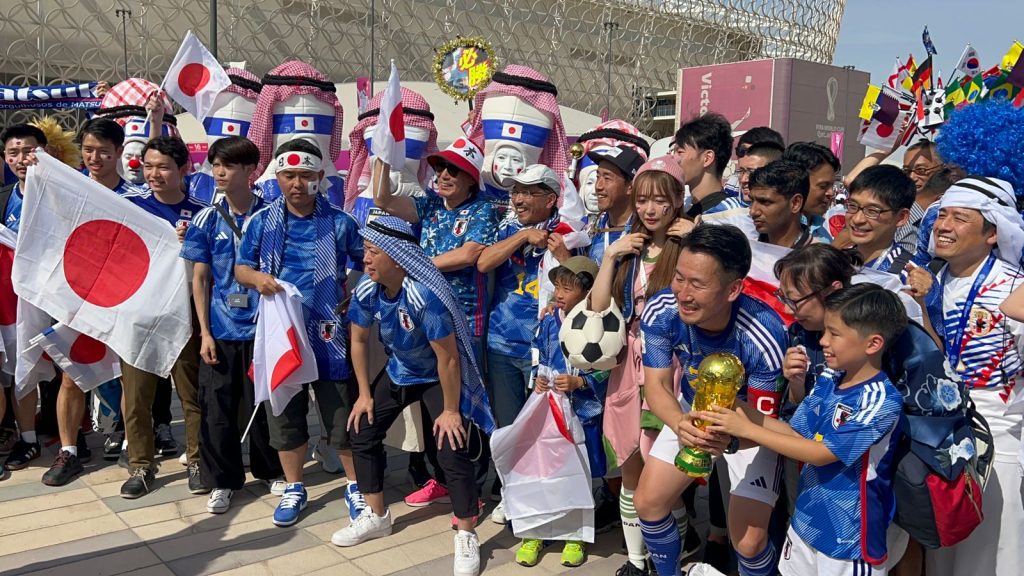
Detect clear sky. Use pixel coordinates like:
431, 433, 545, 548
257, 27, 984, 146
831, 0, 1021, 84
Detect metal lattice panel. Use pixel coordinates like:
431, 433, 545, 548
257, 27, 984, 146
1, 0, 845, 134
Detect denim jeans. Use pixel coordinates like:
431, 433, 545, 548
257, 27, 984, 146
485, 351, 532, 429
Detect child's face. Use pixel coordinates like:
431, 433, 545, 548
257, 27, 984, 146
552, 279, 585, 312
820, 310, 881, 371
847, 189, 907, 249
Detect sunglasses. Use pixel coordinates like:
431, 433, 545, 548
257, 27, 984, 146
434, 160, 462, 178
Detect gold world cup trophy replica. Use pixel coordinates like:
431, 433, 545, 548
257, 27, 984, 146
674, 352, 745, 478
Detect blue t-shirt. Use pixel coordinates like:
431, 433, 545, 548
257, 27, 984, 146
913, 201, 940, 266
180, 197, 265, 340
3, 184, 23, 233
788, 370, 902, 564
806, 214, 834, 243
237, 203, 363, 380
640, 291, 787, 416
588, 212, 630, 263
414, 193, 498, 337
124, 189, 207, 229
349, 275, 454, 385
487, 217, 544, 357
81, 170, 143, 197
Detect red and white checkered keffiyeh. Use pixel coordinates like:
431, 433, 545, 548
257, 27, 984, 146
97, 77, 178, 135
223, 67, 261, 102
578, 119, 649, 160
467, 64, 568, 182
250, 60, 344, 178
345, 87, 439, 210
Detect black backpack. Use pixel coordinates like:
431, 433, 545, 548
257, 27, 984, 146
883, 321, 994, 548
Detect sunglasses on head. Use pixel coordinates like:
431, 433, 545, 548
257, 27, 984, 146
434, 160, 462, 178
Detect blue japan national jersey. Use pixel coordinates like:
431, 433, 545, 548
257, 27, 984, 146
588, 212, 630, 263
487, 216, 544, 357
3, 184, 23, 233
414, 193, 498, 337
349, 275, 455, 385
123, 189, 207, 229
180, 197, 265, 340
788, 370, 903, 564
640, 290, 787, 416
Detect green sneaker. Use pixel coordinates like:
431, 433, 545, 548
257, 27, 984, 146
560, 540, 586, 567
516, 538, 543, 567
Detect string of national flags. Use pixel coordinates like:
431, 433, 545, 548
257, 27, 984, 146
858, 27, 1024, 151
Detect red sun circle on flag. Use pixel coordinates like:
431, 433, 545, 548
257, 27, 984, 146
388, 104, 406, 142
287, 153, 301, 166
301, 119, 310, 128
63, 220, 150, 308
69, 334, 107, 365
454, 138, 466, 149
226, 125, 235, 132
508, 126, 517, 134
875, 124, 894, 138
177, 63, 211, 97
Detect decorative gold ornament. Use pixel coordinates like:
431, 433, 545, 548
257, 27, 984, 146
433, 36, 497, 101
674, 352, 745, 478
30, 116, 80, 169
569, 142, 585, 160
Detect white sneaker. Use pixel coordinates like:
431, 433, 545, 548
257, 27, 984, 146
267, 477, 287, 496
331, 507, 393, 547
490, 500, 506, 525
206, 488, 232, 514
453, 530, 480, 576
683, 563, 728, 576
178, 452, 188, 466
312, 438, 343, 474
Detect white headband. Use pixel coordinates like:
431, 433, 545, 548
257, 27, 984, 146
275, 151, 323, 173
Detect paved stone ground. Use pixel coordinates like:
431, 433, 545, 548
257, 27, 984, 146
0, 413, 643, 576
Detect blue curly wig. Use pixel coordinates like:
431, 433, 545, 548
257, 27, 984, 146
936, 99, 1024, 197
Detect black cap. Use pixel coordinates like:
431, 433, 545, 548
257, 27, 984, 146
586, 146, 645, 182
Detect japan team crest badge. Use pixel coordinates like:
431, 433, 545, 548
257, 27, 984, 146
398, 308, 415, 332
319, 320, 337, 342
832, 403, 854, 429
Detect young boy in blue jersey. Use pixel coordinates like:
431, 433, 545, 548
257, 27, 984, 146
118, 136, 207, 499
699, 283, 907, 576
236, 138, 364, 527
515, 256, 608, 568
181, 136, 283, 514
633, 224, 788, 576
339, 216, 494, 576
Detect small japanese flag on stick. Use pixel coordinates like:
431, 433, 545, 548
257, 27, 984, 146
162, 30, 230, 122
371, 61, 406, 169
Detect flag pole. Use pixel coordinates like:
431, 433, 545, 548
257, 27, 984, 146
240, 402, 262, 444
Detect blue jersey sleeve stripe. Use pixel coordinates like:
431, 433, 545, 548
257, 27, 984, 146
641, 293, 676, 324
856, 382, 888, 424
736, 310, 784, 369
355, 276, 376, 300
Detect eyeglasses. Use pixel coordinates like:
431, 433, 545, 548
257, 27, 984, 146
902, 163, 941, 177
774, 288, 824, 311
434, 160, 462, 178
734, 167, 756, 177
509, 188, 555, 199
845, 201, 893, 220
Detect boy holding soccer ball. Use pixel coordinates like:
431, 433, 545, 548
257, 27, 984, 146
515, 256, 609, 568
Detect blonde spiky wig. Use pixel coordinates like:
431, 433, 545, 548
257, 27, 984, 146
29, 116, 80, 169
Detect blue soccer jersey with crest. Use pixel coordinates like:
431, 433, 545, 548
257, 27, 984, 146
487, 216, 545, 357
640, 290, 787, 415
123, 189, 207, 229
588, 212, 630, 264
349, 275, 455, 386
237, 204, 363, 380
415, 193, 498, 338
788, 370, 903, 564
3, 184, 23, 233
180, 196, 265, 340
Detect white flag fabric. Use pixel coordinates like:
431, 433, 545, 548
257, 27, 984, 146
370, 61, 406, 169
15, 298, 54, 399
12, 151, 191, 377
162, 30, 231, 122
491, 387, 595, 542
0, 225, 17, 374
251, 281, 318, 416
32, 323, 121, 392
953, 44, 982, 79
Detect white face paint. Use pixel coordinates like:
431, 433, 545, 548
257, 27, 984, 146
579, 165, 600, 214
492, 145, 526, 187
121, 140, 146, 184
204, 91, 256, 147
357, 124, 431, 197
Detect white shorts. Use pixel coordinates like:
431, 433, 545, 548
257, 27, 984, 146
779, 526, 888, 576
648, 396, 782, 506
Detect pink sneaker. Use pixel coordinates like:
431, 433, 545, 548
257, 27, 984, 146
404, 479, 451, 507
451, 498, 485, 529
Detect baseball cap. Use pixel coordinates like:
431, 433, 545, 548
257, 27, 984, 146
635, 155, 686, 189
426, 137, 484, 182
587, 146, 645, 182
511, 164, 560, 193
548, 255, 600, 288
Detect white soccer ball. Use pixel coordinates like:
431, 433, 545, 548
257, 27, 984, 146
559, 299, 627, 371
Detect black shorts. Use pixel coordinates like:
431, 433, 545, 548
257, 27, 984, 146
265, 378, 357, 452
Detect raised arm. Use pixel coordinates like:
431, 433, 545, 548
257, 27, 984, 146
371, 158, 419, 223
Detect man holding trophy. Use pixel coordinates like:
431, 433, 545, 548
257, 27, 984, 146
632, 224, 788, 576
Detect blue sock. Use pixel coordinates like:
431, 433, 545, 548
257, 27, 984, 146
639, 513, 680, 576
736, 541, 777, 576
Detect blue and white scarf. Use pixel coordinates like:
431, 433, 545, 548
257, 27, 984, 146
360, 216, 496, 434
258, 195, 345, 378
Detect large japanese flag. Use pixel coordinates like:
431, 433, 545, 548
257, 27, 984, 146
251, 281, 318, 416
32, 323, 121, 392
12, 151, 191, 378
744, 240, 794, 326
162, 30, 230, 122
14, 298, 54, 399
370, 61, 405, 168
0, 225, 17, 374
